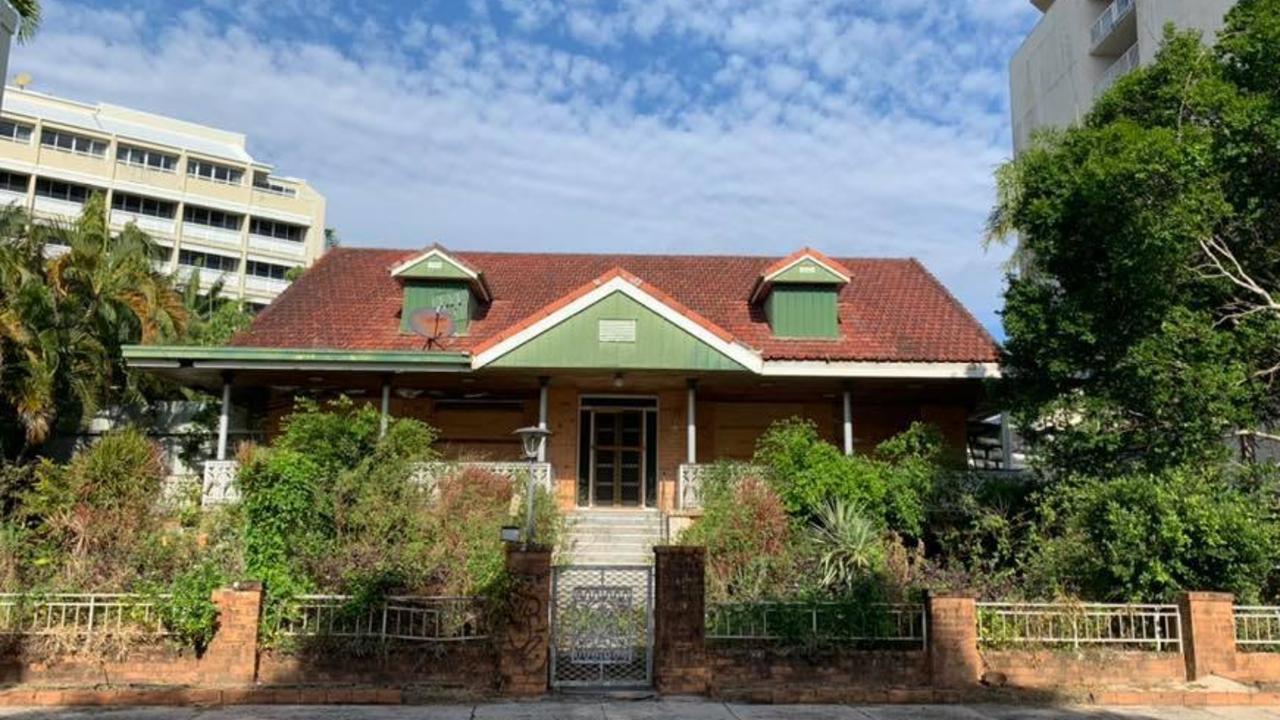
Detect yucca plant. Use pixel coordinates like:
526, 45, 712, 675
810, 497, 885, 593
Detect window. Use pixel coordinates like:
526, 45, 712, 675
246, 260, 291, 280
0, 120, 33, 144
249, 217, 304, 242
116, 144, 177, 172
183, 205, 242, 230
186, 159, 243, 185
111, 192, 176, 219
0, 171, 29, 194
252, 174, 297, 197
40, 128, 108, 158
178, 249, 239, 272
34, 177, 91, 203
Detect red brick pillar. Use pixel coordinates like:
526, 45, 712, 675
204, 582, 263, 684
499, 545, 552, 696
1179, 592, 1238, 680
927, 592, 981, 689
653, 546, 709, 695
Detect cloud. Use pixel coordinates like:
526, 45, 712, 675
9, 0, 1039, 336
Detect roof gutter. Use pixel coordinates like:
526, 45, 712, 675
123, 346, 473, 373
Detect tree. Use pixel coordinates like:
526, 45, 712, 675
8, 0, 40, 43
988, 2, 1280, 473
0, 196, 186, 455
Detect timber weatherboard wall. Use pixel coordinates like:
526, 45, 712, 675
765, 284, 839, 338
488, 291, 749, 371
400, 281, 473, 334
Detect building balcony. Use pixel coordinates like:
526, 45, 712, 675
248, 233, 306, 258
181, 222, 243, 250
0, 188, 26, 208
243, 274, 290, 296
175, 265, 236, 292
110, 209, 176, 237
32, 195, 84, 221
1090, 0, 1137, 56
1096, 43, 1142, 97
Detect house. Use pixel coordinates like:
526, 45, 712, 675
125, 245, 1000, 555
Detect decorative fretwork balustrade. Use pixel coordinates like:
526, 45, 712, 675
676, 462, 764, 511
202, 460, 241, 506
409, 461, 553, 495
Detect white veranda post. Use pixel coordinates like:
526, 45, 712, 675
380, 378, 391, 438
686, 380, 697, 464
216, 377, 231, 461
537, 377, 549, 462
842, 389, 854, 456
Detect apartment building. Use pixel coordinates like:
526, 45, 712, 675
0, 86, 326, 307
1010, 0, 1238, 154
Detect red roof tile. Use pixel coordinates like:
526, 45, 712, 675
234, 248, 999, 364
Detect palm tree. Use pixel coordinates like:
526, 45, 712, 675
8, 0, 40, 43
0, 194, 187, 453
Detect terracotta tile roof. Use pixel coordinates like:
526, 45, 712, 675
234, 248, 1000, 364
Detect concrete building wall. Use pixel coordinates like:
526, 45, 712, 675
1010, 0, 1237, 154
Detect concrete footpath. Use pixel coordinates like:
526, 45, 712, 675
0, 701, 1278, 719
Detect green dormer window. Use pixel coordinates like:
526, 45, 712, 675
751, 248, 849, 339
390, 246, 491, 338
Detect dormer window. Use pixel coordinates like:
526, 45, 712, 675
751, 248, 850, 339
390, 246, 491, 338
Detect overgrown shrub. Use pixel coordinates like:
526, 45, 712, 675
1025, 466, 1280, 602
426, 466, 514, 596
753, 418, 941, 536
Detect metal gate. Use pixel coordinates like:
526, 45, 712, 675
550, 565, 653, 689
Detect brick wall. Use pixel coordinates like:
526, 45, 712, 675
708, 649, 929, 703
980, 650, 1185, 689
497, 545, 552, 696
653, 546, 709, 694
257, 644, 495, 690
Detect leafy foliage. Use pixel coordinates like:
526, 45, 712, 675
809, 498, 885, 595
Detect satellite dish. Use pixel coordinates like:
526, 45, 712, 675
407, 307, 456, 347
13, 73, 31, 89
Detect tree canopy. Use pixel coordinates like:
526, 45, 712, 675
989, 0, 1280, 474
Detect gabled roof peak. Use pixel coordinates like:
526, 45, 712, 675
389, 245, 490, 301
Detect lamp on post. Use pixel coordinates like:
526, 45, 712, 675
512, 425, 551, 548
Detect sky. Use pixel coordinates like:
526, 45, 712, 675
9, 0, 1041, 337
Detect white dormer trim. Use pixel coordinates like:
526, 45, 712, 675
762, 253, 851, 285
389, 247, 480, 280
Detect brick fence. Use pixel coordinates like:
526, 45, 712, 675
5, 545, 1280, 704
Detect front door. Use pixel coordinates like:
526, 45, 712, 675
590, 409, 645, 507
578, 397, 659, 508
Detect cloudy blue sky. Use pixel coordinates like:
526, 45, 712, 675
10, 0, 1041, 336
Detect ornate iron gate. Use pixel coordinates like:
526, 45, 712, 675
550, 565, 653, 689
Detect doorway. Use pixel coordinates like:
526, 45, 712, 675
578, 397, 658, 508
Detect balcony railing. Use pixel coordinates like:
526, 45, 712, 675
1096, 43, 1142, 97
676, 462, 764, 511
1090, 0, 1135, 50
198, 459, 552, 508
182, 223, 243, 248
248, 234, 306, 257
243, 275, 290, 296
110, 209, 176, 237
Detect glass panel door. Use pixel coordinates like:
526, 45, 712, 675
590, 409, 646, 507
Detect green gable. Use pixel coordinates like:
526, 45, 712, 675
770, 257, 847, 284
400, 281, 473, 334
489, 291, 748, 371
394, 253, 475, 280
765, 284, 839, 338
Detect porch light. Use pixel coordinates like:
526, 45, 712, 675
512, 425, 552, 548
513, 425, 551, 460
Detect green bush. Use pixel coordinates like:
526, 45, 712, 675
158, 560, 226, 653
753, 418, 940, 535
1026, 466, 1280, 602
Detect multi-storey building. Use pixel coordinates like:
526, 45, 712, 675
1010, 0, 1238, 154
0, 86, 326, 307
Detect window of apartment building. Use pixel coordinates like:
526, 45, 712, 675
249, 217, 304, 242
40, 128, 108, 158
111, 192, 177, 219
186, 159, 243, 186
251, 173, 298, 198
178, 249, 239, 272
246, 260, 291, 280
34, 177, 91, 203
0, 120, 34, 144
116, 144, 177, 172
0, 171, 30, 194
183, 205, 243, 230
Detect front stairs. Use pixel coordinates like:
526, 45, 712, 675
565, 509, 665, 565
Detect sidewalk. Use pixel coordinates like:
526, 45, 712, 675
0, 701, 1279, 719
